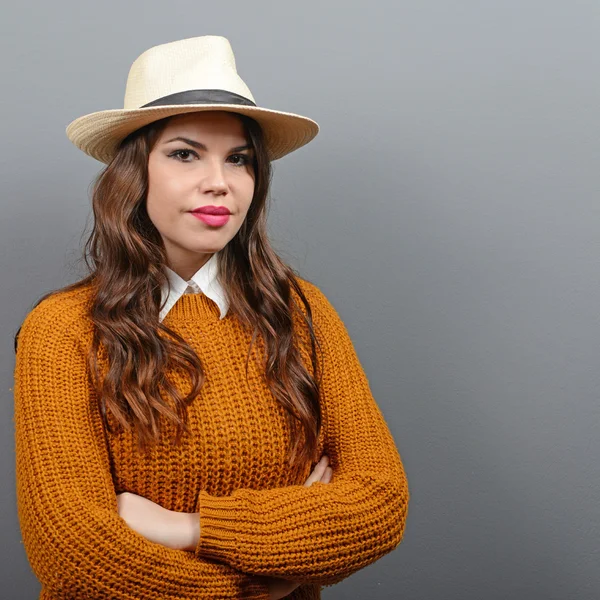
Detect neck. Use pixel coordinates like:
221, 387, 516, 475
167, 252, 214, 281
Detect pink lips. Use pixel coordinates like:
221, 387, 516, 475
189, 212, 230, 226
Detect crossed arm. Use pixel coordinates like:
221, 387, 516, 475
115, 456, 334, 599
115, 455, 333, 553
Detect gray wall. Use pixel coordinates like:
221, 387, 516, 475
2, 1, 598, 598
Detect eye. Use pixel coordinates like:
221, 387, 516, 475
168, 148, 198, 162
228, 153, 251, 167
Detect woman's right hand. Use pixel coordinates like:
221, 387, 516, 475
262, 455, 333, 599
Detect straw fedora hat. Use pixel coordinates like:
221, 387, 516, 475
65, 35, 319, 164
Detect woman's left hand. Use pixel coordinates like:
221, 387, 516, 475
116, 491, 199, 552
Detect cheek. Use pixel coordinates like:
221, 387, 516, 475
145, 185, 167, 224
240, 174, 255, 208
146, 168, 183, 218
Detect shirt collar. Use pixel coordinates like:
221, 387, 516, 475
159, 252, 229, 322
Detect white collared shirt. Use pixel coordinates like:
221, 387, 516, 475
159, 252, 229, 322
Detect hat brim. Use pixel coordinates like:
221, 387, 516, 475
65, 104, 319, 164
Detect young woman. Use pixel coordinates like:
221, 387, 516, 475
13, 35, 409, 600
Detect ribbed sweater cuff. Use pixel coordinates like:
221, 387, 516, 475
196, 490, 244, 562
244, 578, 271, 599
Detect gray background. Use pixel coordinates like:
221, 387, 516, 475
2, 1, 599, 598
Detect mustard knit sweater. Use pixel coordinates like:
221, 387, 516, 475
13, 277, 409, 599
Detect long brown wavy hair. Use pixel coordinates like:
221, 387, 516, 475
13, 111, 323, 468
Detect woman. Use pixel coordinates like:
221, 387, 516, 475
13, 35, 409, 599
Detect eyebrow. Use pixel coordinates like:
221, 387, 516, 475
163, 136, 252, 153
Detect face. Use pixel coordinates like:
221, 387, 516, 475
146, 110, 255, 280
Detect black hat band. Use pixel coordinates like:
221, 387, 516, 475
141, 89, 257, 108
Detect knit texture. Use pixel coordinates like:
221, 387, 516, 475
13, 278, 409, 599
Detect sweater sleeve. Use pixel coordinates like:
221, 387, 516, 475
13, 302, 270, 600
194, 281, 410, 585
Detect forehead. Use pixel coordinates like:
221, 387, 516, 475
159, 110, 247, 141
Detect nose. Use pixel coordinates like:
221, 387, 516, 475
200, 156, 228, 196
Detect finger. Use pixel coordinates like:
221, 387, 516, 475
303, 455, 329, 487
303, 455, 328, 487
320, 466, 333, 484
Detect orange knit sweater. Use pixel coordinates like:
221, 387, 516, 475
13, 277, 409, 599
